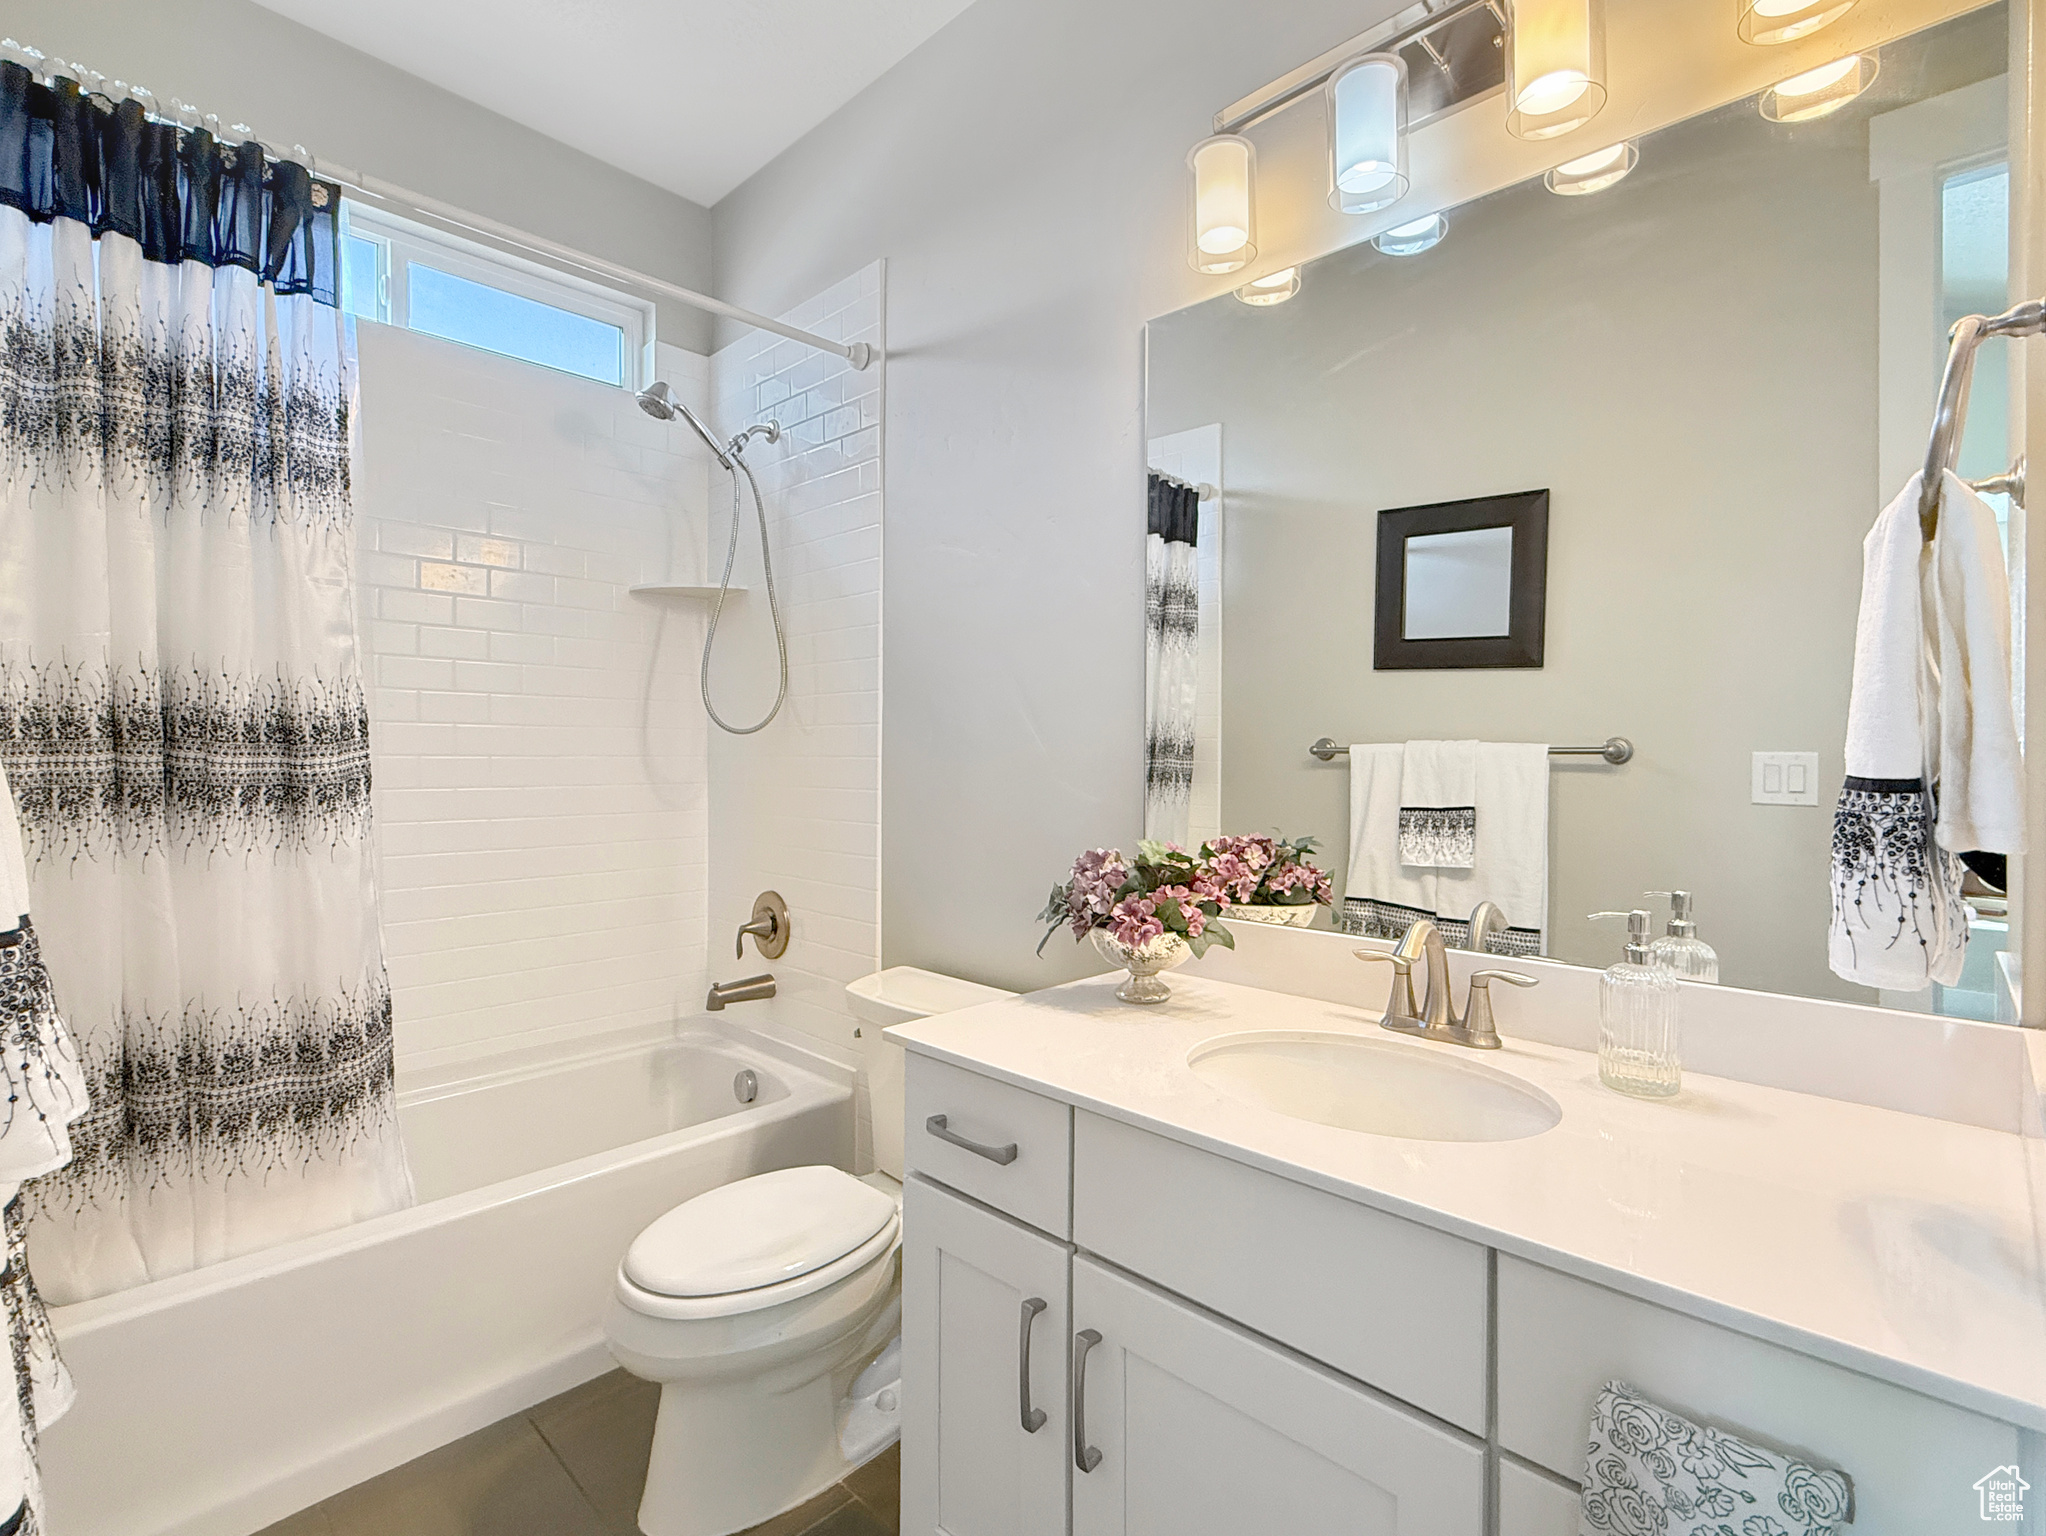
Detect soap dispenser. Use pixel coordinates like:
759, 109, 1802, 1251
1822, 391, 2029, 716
1588, 910, 1681, 1098
1646, 890, 1719, 984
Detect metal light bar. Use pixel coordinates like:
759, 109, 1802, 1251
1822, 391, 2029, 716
1213, 0, 1507, 137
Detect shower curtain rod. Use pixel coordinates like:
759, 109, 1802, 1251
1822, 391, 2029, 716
323, 160, 875, 371
0, 39, 873, 370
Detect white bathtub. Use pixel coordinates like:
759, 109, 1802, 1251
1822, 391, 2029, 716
37, 1021, 856, 1536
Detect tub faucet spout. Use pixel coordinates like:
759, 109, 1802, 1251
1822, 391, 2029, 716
706, 973, 776, 1011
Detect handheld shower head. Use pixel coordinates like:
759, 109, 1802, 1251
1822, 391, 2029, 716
636, 381, 734, 469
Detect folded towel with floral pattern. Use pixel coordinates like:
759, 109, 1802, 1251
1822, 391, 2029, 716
1580, 1380, 1853, 1536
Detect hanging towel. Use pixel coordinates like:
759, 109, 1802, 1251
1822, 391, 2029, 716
1398, 740, 1478, 868
1828, 471, 2020, 990
1579, 1380, 1852, 1536
1342, 743, 1548, 954
1343, 744, 1440, 942
1434, 742, 1550, 956
0, 766, 86, 1190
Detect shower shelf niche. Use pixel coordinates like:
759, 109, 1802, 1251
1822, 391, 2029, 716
629, 583, 750, 599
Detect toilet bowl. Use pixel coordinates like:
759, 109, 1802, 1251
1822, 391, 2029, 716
605, 1165, 903, 1536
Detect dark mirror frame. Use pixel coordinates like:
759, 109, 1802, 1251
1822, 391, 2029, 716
1373, 489, 1549, 670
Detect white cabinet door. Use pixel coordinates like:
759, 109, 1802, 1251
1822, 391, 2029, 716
1069, 1258, 1483, 1536
902, 1176, 1071, 1536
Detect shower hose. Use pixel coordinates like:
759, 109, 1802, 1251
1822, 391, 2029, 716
701, 453, 789, 735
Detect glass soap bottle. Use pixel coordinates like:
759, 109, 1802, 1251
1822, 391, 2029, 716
1646, 890, 1719, 984
1588, 909, 1681, 1098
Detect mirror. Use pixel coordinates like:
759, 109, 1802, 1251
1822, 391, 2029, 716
1143, 4, 2015, 1017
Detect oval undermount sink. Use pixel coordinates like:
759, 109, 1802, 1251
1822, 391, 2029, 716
1189, 1030, 1562, 1143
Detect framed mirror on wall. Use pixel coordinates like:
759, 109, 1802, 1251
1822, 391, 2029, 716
1143, 1, 2021, 1021
1375, 490, 1549, 669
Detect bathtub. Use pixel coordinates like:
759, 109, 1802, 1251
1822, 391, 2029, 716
37, 1020, 856, 1536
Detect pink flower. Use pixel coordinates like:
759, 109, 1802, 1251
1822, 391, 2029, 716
1152, 885, 1210, 939
1108, 894, 1164, 949
1207, 852, 1260, 903
1067, 847, 1127, 921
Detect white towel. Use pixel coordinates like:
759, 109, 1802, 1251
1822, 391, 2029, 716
1398, 740, 1477, 868
1343, 742, 1548, 955
0, 763, 88, 1188
1434, 742, 1550, 954
1344, 744, 1438, 939
1579, 1380, 1851, 1535
1829, 472, 2017, 990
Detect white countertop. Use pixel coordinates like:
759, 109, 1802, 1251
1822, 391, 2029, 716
887, 972, 2046, 1431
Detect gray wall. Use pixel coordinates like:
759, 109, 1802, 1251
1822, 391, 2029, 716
11, 0, 717, 351
711, 0, 1426, 992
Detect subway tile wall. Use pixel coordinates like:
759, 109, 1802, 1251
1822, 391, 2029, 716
707, 262, 884, 1164
353, 323, 719, 1065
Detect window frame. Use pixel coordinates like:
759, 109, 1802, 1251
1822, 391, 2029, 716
339, 199, 655, 390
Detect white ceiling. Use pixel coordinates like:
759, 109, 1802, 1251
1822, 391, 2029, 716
252, 0, 979, 207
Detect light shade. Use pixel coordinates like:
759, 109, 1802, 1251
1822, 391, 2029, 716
1738, 0, 1856, 45
1759, 51, 1877, 121
1545, 140, 1638, 195
1188, 135, 1257, 275
1327, 53, 1410, 216
1236, 267, 1302, 306
1506, 0, 1608, 140
1373, 213, 1448, 256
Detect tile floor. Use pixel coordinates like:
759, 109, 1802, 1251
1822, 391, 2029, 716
254, 1370, 898, 1536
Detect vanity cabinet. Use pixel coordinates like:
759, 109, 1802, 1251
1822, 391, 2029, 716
901, 1175, 1072, 1536
1068, 1256, 1484, 1536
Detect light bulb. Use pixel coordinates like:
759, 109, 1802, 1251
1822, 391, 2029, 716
1373, 214, 1448, 256
1759, 50, 1877, 121
1188, 135, 1257, 274
1506, 0, 1607, 140
1327, 54, 1410, 215
1545, 140, 1638, 195
1739, 0, 1857, 46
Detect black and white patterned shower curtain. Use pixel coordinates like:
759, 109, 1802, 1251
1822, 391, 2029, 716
0, 62, 411, 1303
1143, 473, 1200, 846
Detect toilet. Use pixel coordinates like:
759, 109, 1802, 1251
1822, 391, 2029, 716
607, 968, 1012, 1536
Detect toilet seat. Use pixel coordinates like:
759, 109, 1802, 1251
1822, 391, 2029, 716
626, 1164, 896, 1297
615, 1211, 901, 1321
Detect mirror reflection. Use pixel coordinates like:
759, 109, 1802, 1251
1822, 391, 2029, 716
1144, 5, 2014, 1018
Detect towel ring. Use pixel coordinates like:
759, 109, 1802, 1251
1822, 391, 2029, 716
1920, 299, 2046, 541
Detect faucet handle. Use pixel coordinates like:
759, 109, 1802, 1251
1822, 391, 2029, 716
1460, 969, 1537, 1049
1353, 948, 1417, 1021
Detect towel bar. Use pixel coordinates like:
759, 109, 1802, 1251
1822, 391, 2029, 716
1308, 737, 1633, 765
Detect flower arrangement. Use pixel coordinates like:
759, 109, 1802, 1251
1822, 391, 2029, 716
1202, 834, 1334, 909
1037, 842, 1237, 959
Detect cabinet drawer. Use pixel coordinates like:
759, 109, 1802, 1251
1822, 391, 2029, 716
1072, 1111, 1486, 1434
1070, 1257, 1482, 1536
1498, 1455, 1580, 1536
905, 1054, 1071, 1236
1497, 1255, 2020, 1535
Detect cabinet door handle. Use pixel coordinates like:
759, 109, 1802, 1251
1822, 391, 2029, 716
1018, 1297, 1048, 1432
1072, 1328, 1103, 1473
925, 1113, 1018, 1165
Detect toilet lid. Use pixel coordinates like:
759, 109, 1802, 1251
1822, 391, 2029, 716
623, 1166, 897, 1298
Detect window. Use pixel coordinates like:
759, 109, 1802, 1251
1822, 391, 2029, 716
340, 202, 653, 389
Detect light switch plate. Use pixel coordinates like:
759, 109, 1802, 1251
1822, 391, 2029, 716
1752, 751, 1820, 806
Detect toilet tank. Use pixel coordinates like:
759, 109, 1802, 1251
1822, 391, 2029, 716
847, 967, 1016, 1179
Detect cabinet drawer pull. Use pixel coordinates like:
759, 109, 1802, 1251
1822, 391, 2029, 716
1073, 1328, 1103, 1473
1018, 1297, 1048, 1432
925, 1113, 1018, 1165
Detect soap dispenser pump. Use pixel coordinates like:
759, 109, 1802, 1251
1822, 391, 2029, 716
1646, 890, 1719, 984
1588, 910, 1681, 1098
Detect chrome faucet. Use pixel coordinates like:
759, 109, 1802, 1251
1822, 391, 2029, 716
1464, 900, 1510, 954
1354, 917, 1537, 1050
706, 973, 776, 1011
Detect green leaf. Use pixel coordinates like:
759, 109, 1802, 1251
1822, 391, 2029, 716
1204, 920, 1235, 950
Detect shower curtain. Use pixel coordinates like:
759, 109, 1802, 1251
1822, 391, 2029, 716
1143, 473, 1200, 847
0, 63, 412, 1303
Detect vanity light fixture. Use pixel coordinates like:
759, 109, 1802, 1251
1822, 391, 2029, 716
1505, 0, 1608, 140
1758, 51, 1877, 122
1188, 134, 1258, 274
1235, 267, 1302, 305
1373, 213, 1448, 256
1544, 140, 1638, 195
1738, 0, 1856, 46
1327, 53, 1410, 215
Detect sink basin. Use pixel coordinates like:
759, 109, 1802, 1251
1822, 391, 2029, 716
1189, 1031, 1562, 1143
